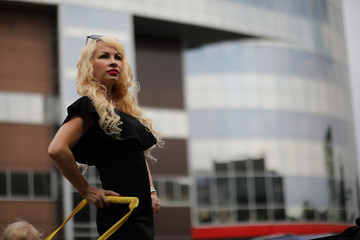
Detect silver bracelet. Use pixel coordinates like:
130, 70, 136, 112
150, 187, 156, 193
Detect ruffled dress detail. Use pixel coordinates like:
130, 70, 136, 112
63, 96, 157, 240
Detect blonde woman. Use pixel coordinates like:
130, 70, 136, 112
1, 221, 42, 240
48, 35, 161, 239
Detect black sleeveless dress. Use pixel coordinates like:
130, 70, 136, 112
63, 96, 157, 240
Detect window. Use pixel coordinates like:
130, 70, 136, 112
11, 172, 29, 196
73, 193, 90, 223
0, 172, 6, 196
195, 158, 289, 225
272, 177, 284, 204
237, 209, 250, 222
0, 170, 53, 199
180, 184, 189, 201
253, 158, 265, 172
234, 160, 246, 173
152, 178, 190, 205
254, 177, 267, 205
165, 181, 174, 201
217, 209, 232, 223
198, 209, 212, 223
217, 178, 230, 206
34, 173, 51, 197
215, 162, 228, 175
236, 177, 248, 206
274, 208, 286, 221
256, 209, 268, 221
197, 178, 211, 206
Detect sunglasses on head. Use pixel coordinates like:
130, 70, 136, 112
85, 35, 102, 45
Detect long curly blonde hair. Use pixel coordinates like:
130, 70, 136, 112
76, 36, 162, 161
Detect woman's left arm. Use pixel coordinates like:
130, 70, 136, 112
146, 161, 160, 214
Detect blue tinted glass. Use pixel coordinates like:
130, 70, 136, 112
285, 176, 328, 207
186, 42, 345, 87
64, 5, 128, 31
65, 37, 83, 68
189, 109, 353, 146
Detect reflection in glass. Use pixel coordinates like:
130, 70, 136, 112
191, 108, 355, 148
236, 177, 248, 206
254, 177, 267, 205
256, 209, 268, 221
215, 162, 228, 176
302, 201, 315, 221
217, 178, 230, 206
195, 157, 290, 224
272, 177, 284, 205
253, 158, 265, 172
197, 178, 211, 206
198, 209, 212, 223
217, 209, 232, 223
339, 167, 346, 212
319, 210, 328, 222
324, 126, 336, 208
237, 209, 250, 222
274, 208, 285, 221
339, 210, 347, 222
186, 0, 357, 228
234, 161, 246, 173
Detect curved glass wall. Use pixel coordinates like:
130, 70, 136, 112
185, 0, 359, 226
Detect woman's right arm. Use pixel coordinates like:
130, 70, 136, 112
48, 114, 118, 208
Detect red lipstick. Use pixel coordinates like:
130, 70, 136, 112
107, 69, 119, 75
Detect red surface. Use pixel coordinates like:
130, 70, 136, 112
192, 223, 352, 239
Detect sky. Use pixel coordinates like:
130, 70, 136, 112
342, 0, 360, 171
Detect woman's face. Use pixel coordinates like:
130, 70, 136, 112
92, 41, 124, 88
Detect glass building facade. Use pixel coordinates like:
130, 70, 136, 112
185, 0, 359, 229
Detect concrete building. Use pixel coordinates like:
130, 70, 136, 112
0, 0, 358, 239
